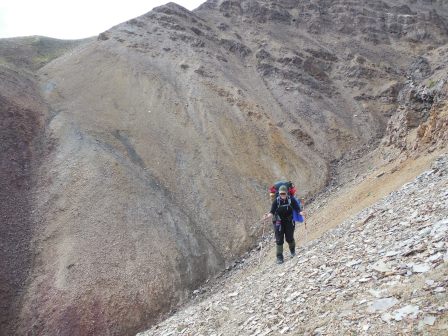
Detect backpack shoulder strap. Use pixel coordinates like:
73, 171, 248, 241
277, 196, 292, 208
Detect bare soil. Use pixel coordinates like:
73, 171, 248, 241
298, 148, 448, 247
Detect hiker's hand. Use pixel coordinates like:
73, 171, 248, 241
262, 213, 272, 220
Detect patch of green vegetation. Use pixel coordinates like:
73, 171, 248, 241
427, 79, 436, 89
32, 54, 52, 68
0, 36, 93, 71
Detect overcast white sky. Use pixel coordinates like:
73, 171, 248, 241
0, 0, 206, 39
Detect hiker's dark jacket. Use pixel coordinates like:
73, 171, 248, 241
270, 197, 302, 222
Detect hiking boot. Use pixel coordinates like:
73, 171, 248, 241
276, 245, 284, 264
288, 241, 296, 257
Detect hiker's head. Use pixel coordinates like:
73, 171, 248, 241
278, 185, 288, 198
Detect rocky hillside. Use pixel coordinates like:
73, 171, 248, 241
0, 36, 89, 335
138, 153, 448, 335
1, 0, 448, 335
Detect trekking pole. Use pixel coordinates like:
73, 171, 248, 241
303, 202, 308, 244
258, 218, 267, 265
304, 218, 308, 244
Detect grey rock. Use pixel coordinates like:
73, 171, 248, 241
385, 250, 399, 257
422, 315, 437, 326
367, 298, 399, 313
371, 260, 392, 273
412, 263, 431, 273
368, 289, 383, 298
427, 252, 443, 262
346, 260, 363, 267
425, 279, 435, 286
393, 305, 420, 321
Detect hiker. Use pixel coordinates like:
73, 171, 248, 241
262, 185, 304, 264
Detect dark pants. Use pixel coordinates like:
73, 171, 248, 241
273, 220, 295, 254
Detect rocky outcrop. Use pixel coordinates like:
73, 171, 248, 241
383, 45, 448, 153
415, 103, 448, 151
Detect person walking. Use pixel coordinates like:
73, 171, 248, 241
262, 185, 304, 264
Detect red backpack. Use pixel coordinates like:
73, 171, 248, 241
268, 180, 296, 201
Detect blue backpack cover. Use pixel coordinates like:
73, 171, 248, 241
292, 197, 304, 223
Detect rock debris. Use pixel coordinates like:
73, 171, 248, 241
139, 154, 448, 335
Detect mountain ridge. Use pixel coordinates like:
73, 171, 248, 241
0, 0, 447, 335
